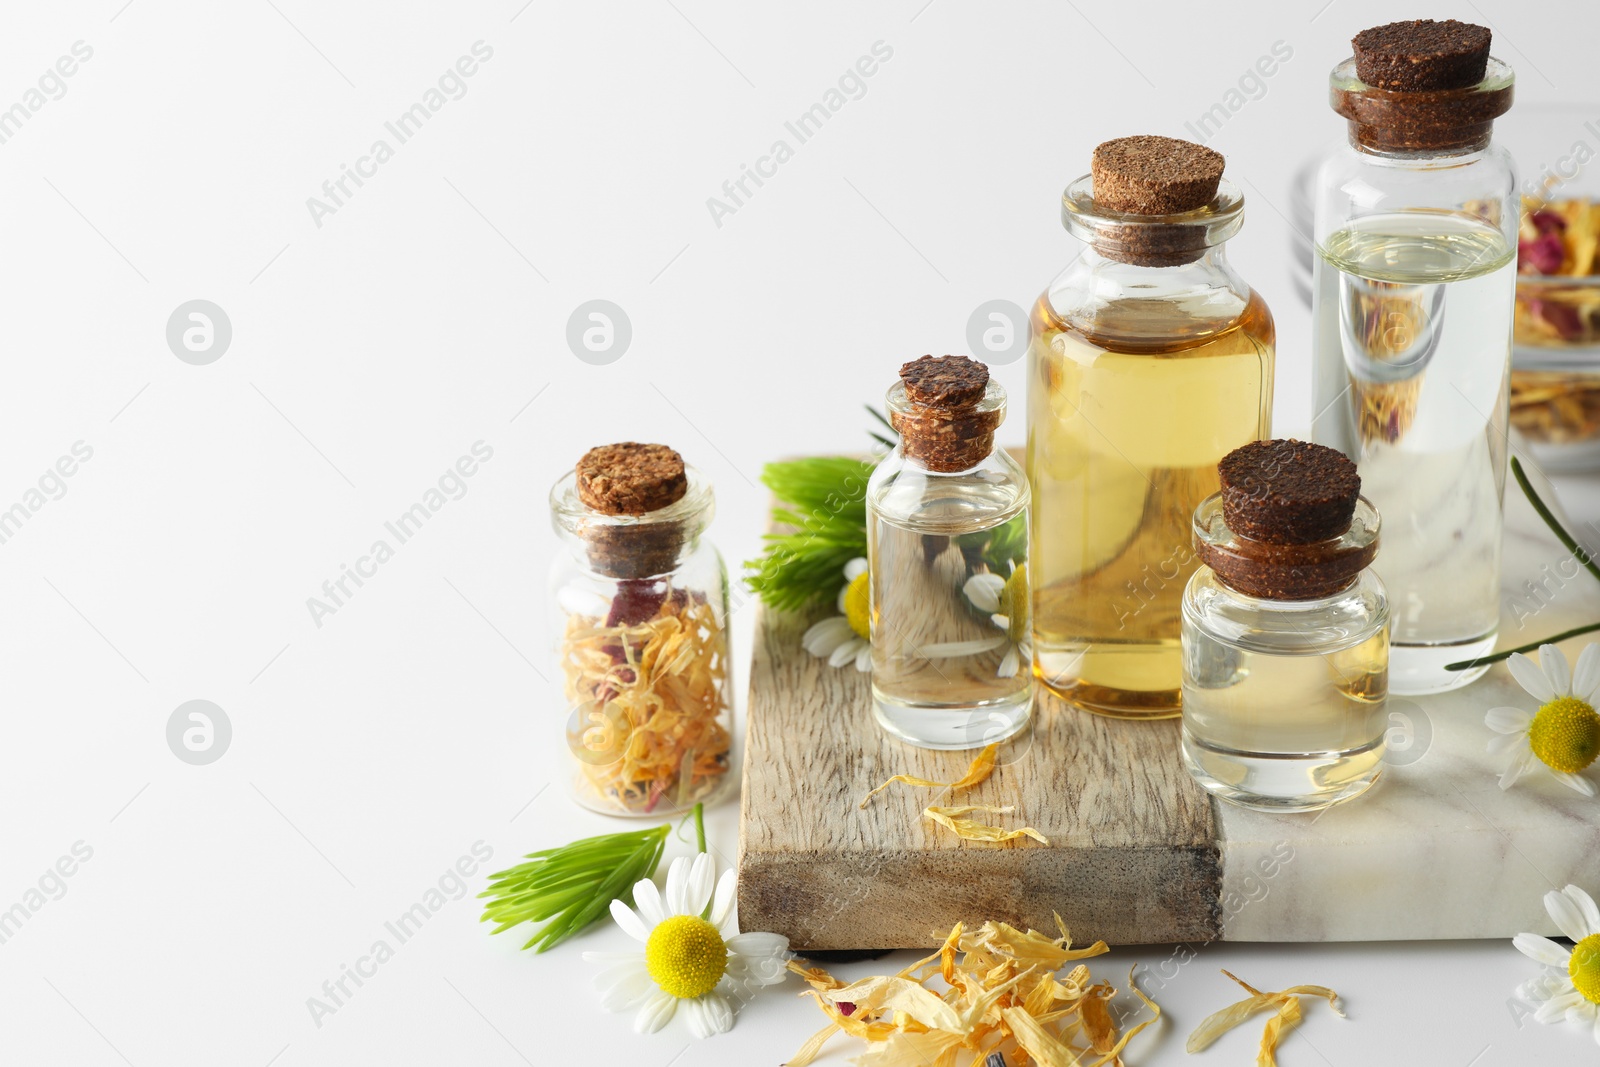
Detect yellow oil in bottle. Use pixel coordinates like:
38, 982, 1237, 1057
1027, 291, 1274, 718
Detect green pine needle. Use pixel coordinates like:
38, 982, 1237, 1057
478, 824, 669, 953
743, 456, 875, 612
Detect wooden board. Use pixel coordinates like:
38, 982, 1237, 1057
737, 603, 1221, 950
736, 461, 1600, 950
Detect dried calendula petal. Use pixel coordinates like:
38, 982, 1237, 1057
1186, 970, 1343, 1064
1079, 983, 1119, 1053
820, 975, 965, 1033
858, 743, 999, 808
788, 921, 1158, 1067
924, 804, 1049, 845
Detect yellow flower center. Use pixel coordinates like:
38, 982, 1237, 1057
645, 915, 727, 999
999, 563, 1029, 643
1529, 696, 1600, 775
843, 570, 872, 641
1571, 933, 1600, 1004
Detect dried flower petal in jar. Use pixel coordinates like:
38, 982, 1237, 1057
549, 443, 735, 816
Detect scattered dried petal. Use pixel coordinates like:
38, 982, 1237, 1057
1186, 971, 1344, 1065
924, 804, 1049, 845
858, 743, 1000, 808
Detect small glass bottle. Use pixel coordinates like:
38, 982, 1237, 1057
1181, 440, 1389, 812
548, 442, 736, 816
1029, 135, 1275, 721
868, 356, 1032, 749
1310, 20, 1516, 694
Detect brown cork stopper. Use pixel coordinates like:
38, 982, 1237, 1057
1198, 440, 1375, 601
574, 443, 688, 579
1353, 20, 1490, 92
576, 442, 687, 516
1091, 136, 1224, 216
900, 354, 989, 409
1219, 440, 1360, 546
890, 356, 1002, 473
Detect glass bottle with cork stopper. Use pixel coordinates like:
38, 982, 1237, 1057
1028, 135, 1275, 720
867, 356, 1032, 749
1309, 19, 1516, 694
548, 442, 736, 816
1181, 439, 1390, 812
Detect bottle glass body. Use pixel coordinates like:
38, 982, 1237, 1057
867, 442, 1032, 750
1310, 58, 1517, 695
548, 468, 736, 816
1029, 177, 1275, 720
1181, 497, 1390, 812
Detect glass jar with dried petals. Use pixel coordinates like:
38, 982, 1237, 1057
549, 443, 735, 817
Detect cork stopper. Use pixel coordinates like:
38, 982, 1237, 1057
576, 442, 687, 515
889, 356, 1003, 474
1197, 440, 1377, 601
1353, 20, 1490, 92
1219, 440, 1360, 545
1334, 21, 1509, 152
1091, 136, 1224, 216
573, 443, 689, 579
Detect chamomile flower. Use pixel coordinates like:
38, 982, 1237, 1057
583, 853, 789, 1038
802, 558, 872, 672
923, 561, 1032, 677
1512, 883, 1600, 1045
1485, 643, 1600, 796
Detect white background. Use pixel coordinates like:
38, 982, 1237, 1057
1, 0, 1598, 1063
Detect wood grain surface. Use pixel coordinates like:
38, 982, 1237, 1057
737, 600, 1222, 950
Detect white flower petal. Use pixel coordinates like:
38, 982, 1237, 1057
710, 868, 738, 932
1509, 652, 1558, 703
1500, 750, 1539, 791
1593, 1009, 1600, 1046
1535, 989, 1584, 1023
725, 952, 789, 989
844, 557, 869, 581
1546, 887, 1592, 942
1485, 707, 1532, 735
1562, 885, 1600, 940
803, 617, 854, 657
664, 856, 693, 917
998, 645, 1019, 678
830, 637, 866, 669
1574, 643, 1600, 702
686, 991, 734, 1037
1542, 644, 1573, 696
1554, 771, 1598, 797
963, 573, 1004, 613
1514, 932, 1573, 968
727, 931, 790, 959
1487, 732, 1527, 755
634, 989, 678, 1034
632, 878, 667, 927
1568, 1000, 1598, 1024
598, 963, 657, 1012
681, 852, 715, 917
611, 899, 652, 942
854, 643, 872, 672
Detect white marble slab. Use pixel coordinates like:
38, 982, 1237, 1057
1220, 461, 1600, 941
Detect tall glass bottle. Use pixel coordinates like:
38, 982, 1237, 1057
1310, 20, 1516, 694
1029, 136, 1275, 720
868, 356, 1032, 750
